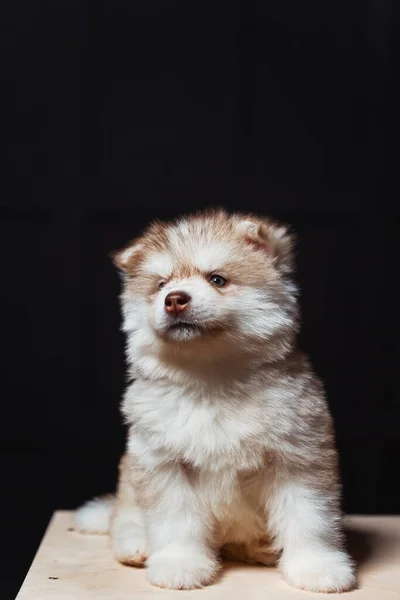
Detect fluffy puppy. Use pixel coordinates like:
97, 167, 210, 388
75, 210, 356, 593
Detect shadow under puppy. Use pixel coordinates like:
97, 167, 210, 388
75, 210, 356, 593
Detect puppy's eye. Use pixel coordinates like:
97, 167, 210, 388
158, 280, 166, 289
209, 274, 227, 287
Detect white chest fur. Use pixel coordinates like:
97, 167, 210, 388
123, 379, 270, 472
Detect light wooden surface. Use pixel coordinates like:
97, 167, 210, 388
16, 512, 400, 599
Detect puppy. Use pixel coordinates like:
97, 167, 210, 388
75, 210, 356, 592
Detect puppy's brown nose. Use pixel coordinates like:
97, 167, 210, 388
164, 291, 191, 315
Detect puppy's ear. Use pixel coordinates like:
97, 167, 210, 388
237, 218, 295, 274
111, 241, 142, 274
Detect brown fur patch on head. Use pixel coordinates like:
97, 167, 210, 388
112, 209, 294, 278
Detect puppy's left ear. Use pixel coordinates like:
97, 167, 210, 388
110, 241, 142, 274
237, 218, 295, 274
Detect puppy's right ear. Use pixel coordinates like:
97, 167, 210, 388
236, 218, 295, 274
111, 241, 142, 274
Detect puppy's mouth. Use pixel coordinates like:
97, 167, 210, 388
166, 321, 206, 340
163, 320, 223, 340
167, 321, 200, 331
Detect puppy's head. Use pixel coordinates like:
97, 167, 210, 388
113, 210, 299, 377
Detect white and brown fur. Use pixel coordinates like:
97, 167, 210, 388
75, 210, 356, 592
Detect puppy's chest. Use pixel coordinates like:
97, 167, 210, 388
130, 385, 268, 470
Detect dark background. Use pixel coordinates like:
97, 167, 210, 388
1, 1, 399, 597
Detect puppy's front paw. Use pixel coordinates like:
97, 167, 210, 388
112, 524, 148, 567
281, 549, 356, 593
146, 547, 219, 589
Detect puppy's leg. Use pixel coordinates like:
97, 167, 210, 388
111, 454, 148, 567
130, 449, 219, 589
267, 472, 356, 593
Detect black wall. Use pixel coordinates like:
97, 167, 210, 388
1, 1, 399, 597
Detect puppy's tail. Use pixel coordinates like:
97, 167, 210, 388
74, 494, 115, 534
